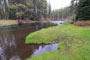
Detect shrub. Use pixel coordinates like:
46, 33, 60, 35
74, 21, 90, 26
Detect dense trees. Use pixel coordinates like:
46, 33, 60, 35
0, 0, 9, 19
76, 0, 90, 20
70, 0, 79, 15
47, 3, 51, 19
51, 7, 70, 20
9, 0, 48, 21
0, 0, 49, 21
1, 0, 90, 22
70, 0, 79, 20
71, 0, 90, 21
50, 0, 79, 21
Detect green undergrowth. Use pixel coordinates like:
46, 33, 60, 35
26, 24, 90, 60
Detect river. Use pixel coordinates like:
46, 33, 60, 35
0, 21, 63, 60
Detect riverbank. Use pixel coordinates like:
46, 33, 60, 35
26, 24, 90, 60
0, 20, 37, 26
0, 20, 51, 27
0, 20, 18, 26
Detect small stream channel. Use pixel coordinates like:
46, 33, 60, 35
0, 21, 64, 60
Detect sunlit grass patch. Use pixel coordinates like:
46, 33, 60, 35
26, 24, 90, 44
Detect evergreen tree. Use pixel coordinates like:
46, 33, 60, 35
70, 0, 79, 20
47, 3, 51, 19
76, 0, 90, 20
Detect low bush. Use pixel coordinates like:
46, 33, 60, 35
74, 21, 90, 26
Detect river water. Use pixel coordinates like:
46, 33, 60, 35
0, 22, 60, 60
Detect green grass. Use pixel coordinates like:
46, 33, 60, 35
25, 24, 90, 60
0, 20, 18, 26
0, 20, 37, 26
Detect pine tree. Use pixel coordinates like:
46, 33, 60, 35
76, 0, 90, 20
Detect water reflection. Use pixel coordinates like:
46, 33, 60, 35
0, 47, 6, 60
51, 21, 65, 25
33, 43, 59, 56
0, 29, 17, 60
0, 23, 57, 60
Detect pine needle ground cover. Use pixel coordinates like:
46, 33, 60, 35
26, 24, 90, 60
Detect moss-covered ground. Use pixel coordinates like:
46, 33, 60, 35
26, 24, 90, 60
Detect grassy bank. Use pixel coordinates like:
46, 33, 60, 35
0, 20, 18, 26
0, 20, 50, 26
26, 24, 90, 60
0, 20, 37, 26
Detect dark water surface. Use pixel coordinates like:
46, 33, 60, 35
0, 22, 58, 60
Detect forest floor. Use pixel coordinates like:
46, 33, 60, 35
26, 24, 90, 60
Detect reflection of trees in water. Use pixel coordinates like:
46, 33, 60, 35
0, 29, 17, 60
0, 23, 56, 60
